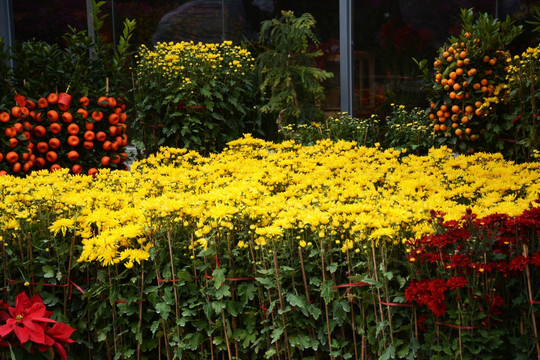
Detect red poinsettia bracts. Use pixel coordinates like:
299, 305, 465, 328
0, 292, 76, 360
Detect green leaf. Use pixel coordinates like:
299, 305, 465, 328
42, 265, 54, 278
185, 332, 203, 350
289, 334, 316, 350
320, 280, 335, 304
383, 270, 393, 280
201, 85, 212, 98
307, 303, 321, 320
155, 302, 171, 320
255, 277, 275, 289
148, 313, 165, 332
212, 267, 226, 289
264, 347, 277, 359
286, 293, 306, 308
270, 327, 284, 343
215, 284, 231, 300
327, 263, 338, 273
380, 344, 396, 360
397, 343, 410, 357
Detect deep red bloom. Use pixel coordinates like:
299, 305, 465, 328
447, 276, 468, 290
449, 253, 471, 271
405, 279, 448, 317
420, 251, 447, 264
485, 293, 505, 315
509, 256, 529, 272
417, 314, 428, 332
472, 213, 509, 227
491, 260, 510, 276
426, 233, 452, 249
531, 252, 540, 267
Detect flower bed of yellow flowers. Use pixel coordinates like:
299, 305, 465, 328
1, 135, 540, 359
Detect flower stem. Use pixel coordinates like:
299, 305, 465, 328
523, 244, 540, 359
298, 246, 319, 360
166, 232, 181, 341
273, 249, 292, 360
320, 238, 335, 359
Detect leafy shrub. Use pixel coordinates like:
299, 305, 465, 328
133, 40, 260, 156
257, 11, 333, 128
504, 43, 540, 161
381, 104, 433, 155
279, 112, 380, 146
9, 1, 135, 103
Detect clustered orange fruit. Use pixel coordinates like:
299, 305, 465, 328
0, 93, 129, 176
428, 33, 511, 145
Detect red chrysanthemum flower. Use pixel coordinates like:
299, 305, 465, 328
509, 255, 529, 272
531, 252, 540, 267
447, 276, 468, 290
405, 279, 448, 317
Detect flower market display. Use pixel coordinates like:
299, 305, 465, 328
1, 135, 540, 359
1, 3, 540, 359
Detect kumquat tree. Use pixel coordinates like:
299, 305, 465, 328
418, 8, 523, 154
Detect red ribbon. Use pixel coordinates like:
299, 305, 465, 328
331, 281, 371, 289
511, 114, 522, 123
529, 300, 540, 305
380, 301, 414, 307
203, 274, 255, 282
139, 121, 164, 143
498, 137, 517, 143
157, 279, 179, 283
115, 299, 145, 304
178, 99, 206, 112
435, 321, 482, 330
8, 279, 85, 299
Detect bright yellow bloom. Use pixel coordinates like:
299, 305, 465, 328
49, 218, 76, 237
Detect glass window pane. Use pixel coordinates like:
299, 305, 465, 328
12, 0, 87, 44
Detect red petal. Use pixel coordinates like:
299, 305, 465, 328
13, 325, 29, 344
13, 292, 32, 316
47, 322, 76, 342
25, 322, 46, 344
0, 322, 14, 337
28, 294, 45, 306
14, 292, 31, 308
53, 342, 68, 360
23, 302, 47, 319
